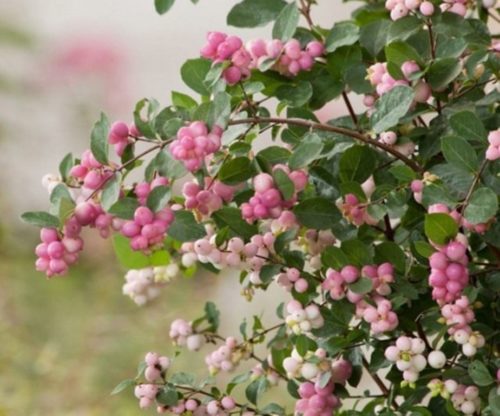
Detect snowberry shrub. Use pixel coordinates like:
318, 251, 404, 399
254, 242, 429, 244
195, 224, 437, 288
22, 0, 500, 414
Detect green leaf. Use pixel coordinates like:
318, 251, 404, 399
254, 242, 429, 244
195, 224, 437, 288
155, 0, 175, 14
349, 276, 373, 294
464, 187, 498, 225
227, 0, 286, 28
21, 211, 60, 228
449, 111, 487, 143
207, 91, 231, 128
371, 85, 415, 134
110, 379, 135, 395
156, 385, 179, 406
171, 91, 197, 109
58, 153, 73, 181
101, 173, 121, 211
339, 145, 377, 183
427, 58, 462, 90
468, 361, 494, 386
181, 58, 212, 96
112, 234, 150, 269
272, 2, 300, 41
326, 21, 360, 53
293, 198, 341, 230
424, 213, 458, 245
245, 377, 268, 405
341, 240, 373, 266
168, 210, 206, 242
219, 157, 255, 185
146, 186, 171, 212
321, 246, 350, 269
296, 334, 310, 356
441, 135, 479, 173
384, 41, 422, 67
90, 112, 109, 165
276, 81, 313, 108
489, 387, 500, 416
169, 372, 195, 386
273, 168, 295, 200
289, 132, 323, 169
212, 207, 258, 241
108, 198, 139, 220
256, 146, 291, 166
387, 16, 422, 42
359, 19, 390, 57
374, 242, 406, 273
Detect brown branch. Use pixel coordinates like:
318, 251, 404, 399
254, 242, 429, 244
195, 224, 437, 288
342, 91, 359, 130
460, 159, 488, 213
227, 117, 424, 173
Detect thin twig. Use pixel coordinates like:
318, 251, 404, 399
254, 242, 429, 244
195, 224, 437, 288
228, 117, 424, 173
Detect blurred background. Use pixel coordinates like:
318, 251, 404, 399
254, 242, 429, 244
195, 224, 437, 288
0, 1, 354, 414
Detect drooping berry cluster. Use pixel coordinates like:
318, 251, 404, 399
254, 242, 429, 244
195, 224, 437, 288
205, 337, 245, 375
169, 121, 222, 172
385, 0, 435, 20
428, 379, 481, 415
122, 265, 179, 305
295, 380, 341, 416
169, 319, 205, 351
183, 179, 235, 217
201, 32, 325, 84
285, 300, 324, 335
241, 168, 307, 223
70, 149, 113, 191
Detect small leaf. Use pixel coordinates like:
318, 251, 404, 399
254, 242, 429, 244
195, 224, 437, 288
181, 58, 212, 96
293, 198, 341, 230
276, 81, 313, 108
108, 198, 139, 220
326, 22, 360, 53
212, 207, 258, 241
156, 385, 179, 406
245, 377, 268, 405
272, 2, 300, 41
90, 112, 110, 165
339, 145, 377, 183
111, 379, 135, 395
296, 335, 310, 356
168, 210, 206, 242
371, 85, 415, 133
440, 136, 478, 173
449, 111, 487, 143
171, 91, 197, 109
146, 186, 171, 212
424, 213, 458, 245
219, 157, 255, 185
58, 153, 73, 181
468, 361, 494, 386
112, 234, 150, 269
384, 41, 422, 66
273, 168, 295, 200
464, 187, 498, 225
207, 91, 231, 128
227, 0, 286, 28
427, 58, 462, 90
155, 0, 175, 14
374, 242, 406, 273
21, 211, 60, 228
101, 173, 121, 211
349, 276, 373, 294
289, 133, 323, 169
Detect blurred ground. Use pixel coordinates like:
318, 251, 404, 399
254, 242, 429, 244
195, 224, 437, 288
0, 1, 354, 414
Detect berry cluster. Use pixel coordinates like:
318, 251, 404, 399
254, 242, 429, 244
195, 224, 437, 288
108, 120, 137, 157
384, 337, 428, 386
276, 267, 309, 293
428, 379, 481, 415
35, 227, 83, 277
181, 226, 275, 273
241, 168, 307, 223
357, 296, 399, 334
339, 193, 378, 227
295, 380, 340, 416
157, 397, 237, 416
205, 337, 245, 375
134, 384, 159, 409
285, 300, 324, 335
486, 129, 500, 161
169, 319, 206, 351
452, 327, 485, 357
201, 32, 325, 84
385, 0, 435, 20
70, 150, 112, 191
367, 61, 431, 102
120, 205, 174, 251
169, 121, 222, 172
283, 348, 330, 381
134, 176, 170, 205
122, 265, 179, 305
428, 238, 469, 304
144, 352, 171, 382
183, 179, 235, 216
